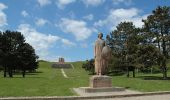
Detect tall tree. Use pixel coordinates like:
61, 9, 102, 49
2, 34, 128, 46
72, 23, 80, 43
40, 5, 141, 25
107, 22, 140, 74
142, 6, 170, 79
17, 43, 38, 77
1, 30, 25, 77
1, 30, 38, 77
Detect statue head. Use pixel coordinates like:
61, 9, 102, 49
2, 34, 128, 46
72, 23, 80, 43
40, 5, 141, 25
98, 32, 103, 39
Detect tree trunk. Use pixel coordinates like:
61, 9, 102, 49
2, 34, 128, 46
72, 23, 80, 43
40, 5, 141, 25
161, 27, 168, 79
163, 68, 167, 79
127, 67, 129, 77
162, 58, 167, 79
3, 66, 7, 77
22, 68, 25, 78
8, 67, 13, 78
133, 69, 135, 78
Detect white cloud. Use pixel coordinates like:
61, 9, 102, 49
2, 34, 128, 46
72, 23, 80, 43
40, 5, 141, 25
0, 3, 7, 27
94, 8, 148, 30
37, 0, 51, 7
18, 24, 60, 51
112, 0, 132, 5
80, 43, 88, 48
17, 24, 76, 59
59, 18, 96, 41
61, 38, 76, 47
21, 10, 29, 17
56, 0, 76, 9
83, 14, 94, 21
82, 0, 105, 6
35, 18, 49, 26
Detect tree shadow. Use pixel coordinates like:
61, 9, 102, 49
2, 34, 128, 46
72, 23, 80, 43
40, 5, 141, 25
2, 76, 43, 78
13, 71, 43, 75
137, 76, 170, 80
107, 71, 125, 76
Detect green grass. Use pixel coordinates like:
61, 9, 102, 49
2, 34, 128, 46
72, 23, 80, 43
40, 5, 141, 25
112, 73, 170, 92
0, 61, 89, 97
1, 61, 170, 97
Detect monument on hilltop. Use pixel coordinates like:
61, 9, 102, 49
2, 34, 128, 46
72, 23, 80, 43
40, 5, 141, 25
58, 57, 65, 64
51, 57, 72, 69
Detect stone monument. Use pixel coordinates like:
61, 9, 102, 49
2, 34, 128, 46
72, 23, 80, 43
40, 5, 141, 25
58, 57, 65, 64
90, 32, 113, 89
73, 33, 124, 94
51, 57, 72, 69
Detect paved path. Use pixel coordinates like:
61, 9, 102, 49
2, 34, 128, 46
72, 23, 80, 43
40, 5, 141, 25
86, 94, 170, 100
61, 68, 68, 78
73, 88, 142, 96
71, 64, 75, 69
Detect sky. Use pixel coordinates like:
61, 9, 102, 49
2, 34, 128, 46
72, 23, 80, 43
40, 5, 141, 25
0, 0, 169, 62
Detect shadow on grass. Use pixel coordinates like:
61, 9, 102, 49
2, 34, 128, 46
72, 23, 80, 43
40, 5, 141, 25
2, 76, 44, 78
137, 76, 170, 80
13, 71, 43, 76
107, 71, 125, 76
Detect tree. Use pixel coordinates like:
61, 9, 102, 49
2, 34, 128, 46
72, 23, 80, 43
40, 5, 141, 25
142, 6, 170, 79
17, 43, 38, 77
0, 30, 38, 78
107, 22, 140, 76
1, 30, 25, 77
82, 59, 95, 74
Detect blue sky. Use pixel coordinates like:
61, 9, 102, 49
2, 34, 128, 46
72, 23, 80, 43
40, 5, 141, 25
0, 0, 169, 62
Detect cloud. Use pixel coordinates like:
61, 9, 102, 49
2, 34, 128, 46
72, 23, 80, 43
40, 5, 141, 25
82, 0, 105, 7
18, 24, 60, 51
94, 8, 148, 30
21, 10, 29, 17
35, 18, 49, 26
83, 14, 94, 21
112, 0, 132, 5
17, 24, 75, 59
56, 0, 76, 9
59, 18, 96, 41
80, 43, 88, 48
61, 38, 76, 47
0, 3, 7, 27
37, 0, 51, 7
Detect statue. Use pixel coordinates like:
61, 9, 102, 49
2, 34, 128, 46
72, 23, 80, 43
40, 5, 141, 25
94, 33, 112, 75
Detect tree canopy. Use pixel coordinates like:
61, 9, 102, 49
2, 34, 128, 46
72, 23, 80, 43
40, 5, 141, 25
0, 30, 38, 78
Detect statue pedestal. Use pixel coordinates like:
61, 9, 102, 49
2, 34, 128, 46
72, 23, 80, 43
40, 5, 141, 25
90, 75, 112, 88
73, 75, 125, 94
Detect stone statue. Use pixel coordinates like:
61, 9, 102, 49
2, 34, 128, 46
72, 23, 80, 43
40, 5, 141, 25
94, 33, 112, 75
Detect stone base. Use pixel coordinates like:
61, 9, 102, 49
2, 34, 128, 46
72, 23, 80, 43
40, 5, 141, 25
77, 87, 125, 93
90, 75, 112, 88
51, 64, 72, 69
73, 75, 125, 95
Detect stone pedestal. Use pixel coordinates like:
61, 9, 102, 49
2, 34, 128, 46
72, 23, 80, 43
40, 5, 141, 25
90, 75, 112, 88
73, 75, 125, 94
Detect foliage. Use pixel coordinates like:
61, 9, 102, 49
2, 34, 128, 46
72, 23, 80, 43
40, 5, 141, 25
142, 6, 170, 79
82, 59, 95, 75
0, 30, 38, 77
107, 22, 139, 72
106, 6, 170, 79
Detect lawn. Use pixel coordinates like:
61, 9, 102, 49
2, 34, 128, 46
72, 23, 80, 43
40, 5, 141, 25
0, 61, 89, 97
1, 61, 170, 97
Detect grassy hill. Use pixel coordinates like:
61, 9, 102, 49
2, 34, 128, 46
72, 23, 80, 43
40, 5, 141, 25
0, 61, 170, 97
